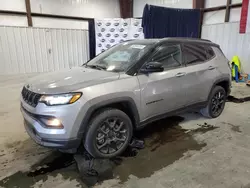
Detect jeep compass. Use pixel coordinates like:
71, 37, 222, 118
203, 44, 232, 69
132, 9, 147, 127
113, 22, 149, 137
20, 38, 231, 158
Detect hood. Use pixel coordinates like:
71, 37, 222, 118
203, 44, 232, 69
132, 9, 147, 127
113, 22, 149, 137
25, 67, 120, 94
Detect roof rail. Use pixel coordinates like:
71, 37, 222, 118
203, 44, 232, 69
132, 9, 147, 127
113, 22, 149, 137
199, 38, 211, 42
180, 37, 212, 42
164, 37, 212, 42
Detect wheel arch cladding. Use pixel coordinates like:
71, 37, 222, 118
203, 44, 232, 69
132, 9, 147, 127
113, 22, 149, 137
78, 97, 140, 137
215, 80, 230, 95
207, 78, 230, 101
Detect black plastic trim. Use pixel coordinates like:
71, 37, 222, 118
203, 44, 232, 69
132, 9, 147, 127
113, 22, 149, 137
78, 97, 140, 136
41, 138, 81, 149
138, 101, 207, 129
207, 78, 231, 100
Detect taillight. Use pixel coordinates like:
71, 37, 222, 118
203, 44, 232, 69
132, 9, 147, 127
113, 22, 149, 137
228, 61, 231, 69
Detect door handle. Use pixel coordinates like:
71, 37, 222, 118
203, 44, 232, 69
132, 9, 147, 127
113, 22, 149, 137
208, 66, 216, 70
175, 72, 186, 77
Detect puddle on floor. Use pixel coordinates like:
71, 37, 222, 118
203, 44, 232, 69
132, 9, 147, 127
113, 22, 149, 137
0, 116, 218, 188
0, 111, 8, 117
76, 117, 218, 187
230, 125, 242, 133
227, 95, 250, 103
221, 122, 242, 133
112, 117, 217, 182
0, 152, 81, 188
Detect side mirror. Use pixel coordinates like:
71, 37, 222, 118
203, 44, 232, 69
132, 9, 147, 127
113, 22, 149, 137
140, 62, 164, 73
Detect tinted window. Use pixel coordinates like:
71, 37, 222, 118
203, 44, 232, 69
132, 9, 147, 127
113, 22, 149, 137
150, 44, 182, 69
183, 44, 215, 65
182, 44, 206, 65
204, 46, 215, 59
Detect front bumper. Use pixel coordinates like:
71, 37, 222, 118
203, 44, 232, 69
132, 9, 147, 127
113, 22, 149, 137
20, 101, 82, 150
24, 118, 80, 149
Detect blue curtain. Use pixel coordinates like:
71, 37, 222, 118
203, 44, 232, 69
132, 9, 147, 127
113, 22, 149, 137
88, 19, 96, 59
142, 4, 201, 38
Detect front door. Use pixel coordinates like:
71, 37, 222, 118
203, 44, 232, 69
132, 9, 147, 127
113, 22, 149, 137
137, 44, 187, 121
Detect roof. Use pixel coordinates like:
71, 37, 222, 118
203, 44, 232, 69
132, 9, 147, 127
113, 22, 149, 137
126, 37, 219, 47
160, 37, 218, 47
125, 39, 160, 45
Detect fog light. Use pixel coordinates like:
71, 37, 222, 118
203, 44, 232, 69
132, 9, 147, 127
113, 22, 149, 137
47, 118, 61, 126
40, 118, 63, 129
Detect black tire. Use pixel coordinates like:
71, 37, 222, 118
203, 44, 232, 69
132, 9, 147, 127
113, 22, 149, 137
200, 86, 226, 118
84, 108, 133, 158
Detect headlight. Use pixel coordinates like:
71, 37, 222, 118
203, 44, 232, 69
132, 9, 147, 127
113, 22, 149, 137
39, 93, 82, 106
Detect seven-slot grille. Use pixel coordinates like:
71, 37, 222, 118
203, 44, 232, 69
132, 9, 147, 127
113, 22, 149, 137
21, 87, 42, 107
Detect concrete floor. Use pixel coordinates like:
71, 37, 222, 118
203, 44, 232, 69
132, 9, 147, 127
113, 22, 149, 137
1, 74, 250, 188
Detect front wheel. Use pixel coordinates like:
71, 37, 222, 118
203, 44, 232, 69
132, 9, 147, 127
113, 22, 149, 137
200, 86, 226, 118
84, 108, 133, 158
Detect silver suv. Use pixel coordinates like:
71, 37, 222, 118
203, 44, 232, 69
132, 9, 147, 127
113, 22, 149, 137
21, 38, 231, 158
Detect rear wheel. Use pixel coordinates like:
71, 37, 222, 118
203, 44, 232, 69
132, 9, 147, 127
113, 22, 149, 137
201, 86, 226, 118
84, 108, 133, 158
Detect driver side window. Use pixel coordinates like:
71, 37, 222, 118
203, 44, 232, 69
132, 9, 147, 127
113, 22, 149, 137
150, 44, 182, 69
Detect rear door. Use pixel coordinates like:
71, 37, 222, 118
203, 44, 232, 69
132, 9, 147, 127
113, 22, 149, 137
181, 43, 219, 105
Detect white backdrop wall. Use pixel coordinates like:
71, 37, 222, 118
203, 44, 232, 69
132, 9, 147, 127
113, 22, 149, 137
95, 18, 144, 54
202, 22, 250, 73
0, 26, 89, 74
133, 0, 193, 17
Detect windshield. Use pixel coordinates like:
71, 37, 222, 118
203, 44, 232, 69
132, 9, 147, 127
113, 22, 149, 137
85, 42, 153, 72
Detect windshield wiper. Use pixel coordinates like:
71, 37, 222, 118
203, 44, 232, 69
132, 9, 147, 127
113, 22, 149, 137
85, 64, 106, 70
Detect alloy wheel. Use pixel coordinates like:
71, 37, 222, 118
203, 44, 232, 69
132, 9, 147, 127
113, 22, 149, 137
211, 91, 225, 116
95, 118, 128, 154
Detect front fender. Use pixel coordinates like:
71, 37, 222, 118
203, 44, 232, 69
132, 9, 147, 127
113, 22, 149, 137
77, 96, 140, 138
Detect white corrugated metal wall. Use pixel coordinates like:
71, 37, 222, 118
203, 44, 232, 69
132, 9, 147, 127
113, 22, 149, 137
202, 22, 250, 73
0, 26, 89, 74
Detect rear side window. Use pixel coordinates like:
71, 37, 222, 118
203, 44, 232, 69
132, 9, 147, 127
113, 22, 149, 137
182, 43, 215, 66
205, 46, 215, 60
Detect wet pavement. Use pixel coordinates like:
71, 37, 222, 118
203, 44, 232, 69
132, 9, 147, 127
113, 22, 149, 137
0, 151, 81, 188
0, 116, 218, 188
227, 95, 250, 103
2, 75, 250, 188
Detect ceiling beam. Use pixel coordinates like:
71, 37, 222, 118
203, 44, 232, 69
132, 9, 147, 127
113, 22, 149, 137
194, 0, 205, 39
119, 0, 133, 18
0, 10, 26, 15
225, 0, 232, 22
202, 3, 242, 12
25, 0, 33, 26
193, 0, 205, 9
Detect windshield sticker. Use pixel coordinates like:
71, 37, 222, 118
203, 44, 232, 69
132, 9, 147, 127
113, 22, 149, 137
130, 45, 146, 49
